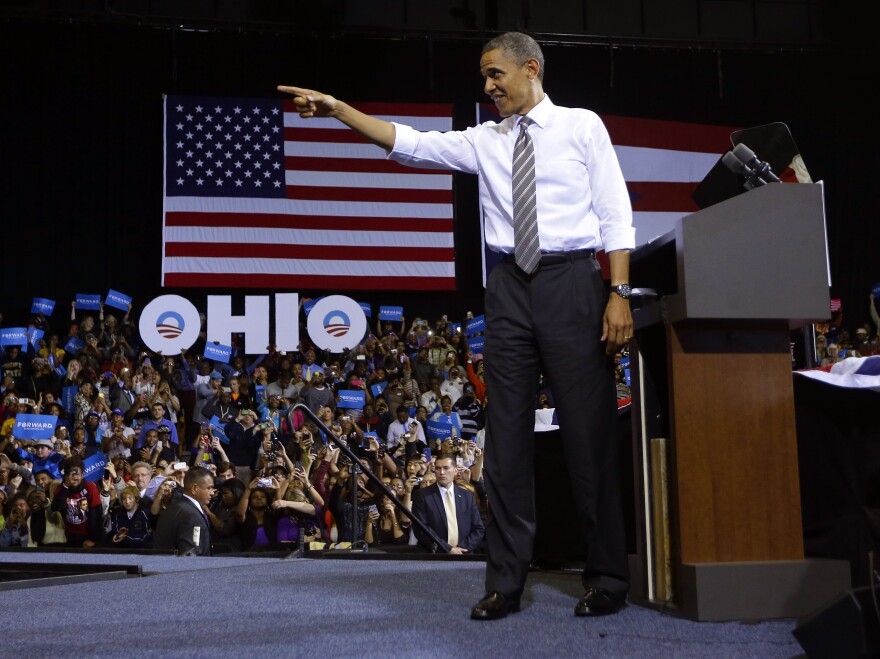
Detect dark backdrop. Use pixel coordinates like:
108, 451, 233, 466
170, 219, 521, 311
1, 18, 875, 330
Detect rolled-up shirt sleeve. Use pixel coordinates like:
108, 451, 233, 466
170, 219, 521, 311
389, 123, 479, 175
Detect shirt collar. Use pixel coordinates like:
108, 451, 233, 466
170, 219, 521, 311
515, 94, 553, 130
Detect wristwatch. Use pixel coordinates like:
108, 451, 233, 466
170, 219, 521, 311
611, 283, 632, 299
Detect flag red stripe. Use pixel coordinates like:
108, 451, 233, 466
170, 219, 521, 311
163, 272, 457, 291
286, 185, 452, 204
284, 127, 373, 143
283, 100, 453, 117
165, 243, 455, 262
284, 156, 449, 175
627, 181, 701, 212
602, 114, 740, 153
165, 212, 453, 232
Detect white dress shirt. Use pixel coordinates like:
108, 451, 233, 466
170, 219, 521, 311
390, 95, 635, 254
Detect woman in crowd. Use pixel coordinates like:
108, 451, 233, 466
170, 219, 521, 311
236, 479, 281, 551
365, 491, 408, 546
273, 464, 323, 545
208, 477, 245, 553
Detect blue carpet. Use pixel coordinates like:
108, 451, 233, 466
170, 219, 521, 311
0, 552, 803, 658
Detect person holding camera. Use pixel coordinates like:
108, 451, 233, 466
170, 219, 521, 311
0, 492, 31, 547
236, 476, 282, 550
364, 491, 408, 546
386, 406, 426, 453
101, 408, 135, 460
328, 459, 375, 545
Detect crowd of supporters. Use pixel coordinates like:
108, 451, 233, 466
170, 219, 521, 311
0, 299, 523, 552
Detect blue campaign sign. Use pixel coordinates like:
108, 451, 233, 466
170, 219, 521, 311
303, 297, 324, 316
358, 302, 372, 318
28, 327, 45, 350
337, 389, 366, 409
363, 431, 379, 442
465, 315, 486, 336
0, 327, 29, 349
62, 386, 78, 415
467, 335, 485, 355
54, 362, 67, 378
620, 356, 630, 368
450, 323, 462, 335
379, 306, 403, 321
31, 297, 55, 316
75, 293, 102, 310
64, 337, 85, 354
370, 381, 388, 398
83, 451, 108, 483
208, 416, 231, 444
203, 342, 232, 364
427, 418, 454, 440
13, 414, 58, 440
105, 289, 132, 312
625, 368, 631, 387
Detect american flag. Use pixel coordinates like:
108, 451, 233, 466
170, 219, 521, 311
476, 104, 738, 283
163, 95, 455, 290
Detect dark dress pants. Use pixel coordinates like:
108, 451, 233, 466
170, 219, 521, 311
482, 255, 629, 599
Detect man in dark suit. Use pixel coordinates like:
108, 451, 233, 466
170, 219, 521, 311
412, 454, 485, 554
154, 466, 213, 556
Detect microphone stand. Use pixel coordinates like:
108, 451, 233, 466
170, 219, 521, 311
291, 404, 448, 553
350, 459, 367, 552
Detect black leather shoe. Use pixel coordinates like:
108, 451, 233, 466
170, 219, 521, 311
574, 587, 626, 617
470, 592, 521, 620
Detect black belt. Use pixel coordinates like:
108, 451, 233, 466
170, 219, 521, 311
501, 249, 596, 266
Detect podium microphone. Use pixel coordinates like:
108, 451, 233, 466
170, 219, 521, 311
722, 142, 781, 190
731, 143, 781, 183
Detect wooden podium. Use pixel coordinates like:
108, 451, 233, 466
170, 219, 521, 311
627, 183, 850, 620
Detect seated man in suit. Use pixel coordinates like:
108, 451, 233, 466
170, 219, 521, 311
154, 465, 213, 556
411, 453, 485, 554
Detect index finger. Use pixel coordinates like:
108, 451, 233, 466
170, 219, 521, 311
276, 85, 310, 96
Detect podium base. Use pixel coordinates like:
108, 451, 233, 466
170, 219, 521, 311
634, 558, 850, 621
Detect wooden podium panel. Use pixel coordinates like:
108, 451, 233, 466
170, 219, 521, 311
667, 320, 804, 564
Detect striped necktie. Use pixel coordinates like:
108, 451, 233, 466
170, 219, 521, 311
512, 116, 540, 274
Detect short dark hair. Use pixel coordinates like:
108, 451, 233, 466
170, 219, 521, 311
61, 456, 85, 475
481, 31, 545, 81
184, 465, 213, 490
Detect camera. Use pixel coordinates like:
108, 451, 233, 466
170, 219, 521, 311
413, 477, 423, 485
338, 455, 351, 468
257, 477, 273, 488
267, 451, 277, 462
